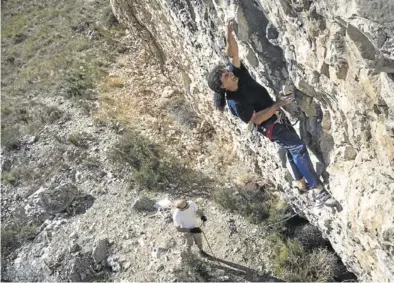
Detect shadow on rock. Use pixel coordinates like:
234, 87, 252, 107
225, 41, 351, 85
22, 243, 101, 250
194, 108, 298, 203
207, 255, 284, 282
66, 194, 95, 216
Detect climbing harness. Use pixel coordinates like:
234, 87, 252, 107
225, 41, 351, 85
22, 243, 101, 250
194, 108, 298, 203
263, 123, 276, 141
258, 111, 289, 141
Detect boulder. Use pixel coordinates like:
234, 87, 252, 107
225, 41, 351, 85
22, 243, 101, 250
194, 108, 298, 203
69, 243, 81, 254
20, 135, 38, 145
67, 254, 96, 282
92, 238, 108, 264
132, 196, 156, 212
1, 158, 12, 171
25, 183, 78, 223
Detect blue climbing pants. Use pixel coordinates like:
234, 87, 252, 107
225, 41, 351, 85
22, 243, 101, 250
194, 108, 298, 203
271, 123, 320, 188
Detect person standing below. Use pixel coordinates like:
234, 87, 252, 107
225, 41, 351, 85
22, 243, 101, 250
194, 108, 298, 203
207, 19, 335, 205
173, 199, 209, 257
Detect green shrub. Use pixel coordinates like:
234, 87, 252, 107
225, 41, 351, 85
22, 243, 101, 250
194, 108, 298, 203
291, 224, 325, 250
45, 105, 64, 123
62, 71, 93, 99
1, 220, 37, 257
1, 101, 64, 151
110, 131, 169, 190
1, 124, 21, 151
133, 166, 162, 190
213, 186, 269, 224
268, 234, 337, 282
68, 132, 91, 148
1, 172, 17, 185
213, 185, 290, 225
101, 6, 119, 28
110, 130, 212, 192
173, 253, 211, 282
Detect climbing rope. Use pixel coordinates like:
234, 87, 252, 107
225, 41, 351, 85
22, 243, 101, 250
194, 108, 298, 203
200, 221, 216, 258
264, 202, 323, 229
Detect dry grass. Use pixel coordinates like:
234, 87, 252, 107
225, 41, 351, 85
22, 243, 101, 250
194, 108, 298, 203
109, 129, 213, 195
2, 148, 66, 188
1, 0, 120, 94
1, 0, 125, 153
1, 100, 65, 151
102, 75, 125, 91
97, 93, 142, 125
209, 133, 238, 172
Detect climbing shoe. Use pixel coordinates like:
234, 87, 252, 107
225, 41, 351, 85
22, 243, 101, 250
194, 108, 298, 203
293, 179, 308, 194
312, 185, 332, 204
323, 197, 339, 207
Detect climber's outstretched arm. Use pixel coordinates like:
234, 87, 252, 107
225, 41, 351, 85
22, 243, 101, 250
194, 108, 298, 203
225, 20, 240, 68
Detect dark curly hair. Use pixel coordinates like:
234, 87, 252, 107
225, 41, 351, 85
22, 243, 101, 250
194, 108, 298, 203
207, 64, 226, 111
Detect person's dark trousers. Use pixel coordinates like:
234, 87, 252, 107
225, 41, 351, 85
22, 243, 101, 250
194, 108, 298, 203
270, 123, 320, 188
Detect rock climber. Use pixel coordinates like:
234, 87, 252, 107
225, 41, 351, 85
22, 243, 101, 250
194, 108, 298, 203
173, 199, 209, 257
207, 19, 335, 206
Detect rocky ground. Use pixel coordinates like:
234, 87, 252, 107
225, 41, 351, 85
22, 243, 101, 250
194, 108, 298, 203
0, 70, 272, 281
1, 0, 356, 281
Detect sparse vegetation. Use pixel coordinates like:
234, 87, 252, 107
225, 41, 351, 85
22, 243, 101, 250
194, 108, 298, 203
1, 0, 124, 154
213, 182, 344, 282
291, 223, 326, 250
110, 130, 212, 192
213, 185, 269, 223
213, 184, 290, 225
266, 233, 338, 282
110, 131, 168, 189
173, 253, 212, 282
62, 71, 94, 99
1, 218, 37, 258
45, 106, 65, 123
101, 6, 120, 28
68, 132, 92, 148
102, 75, 125, 92
2, 147, 66, 188
1, 172, 17, 185
1, 124, 22, 151
82, 156, 100, 170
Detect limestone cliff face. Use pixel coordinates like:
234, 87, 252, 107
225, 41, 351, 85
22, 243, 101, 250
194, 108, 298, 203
110, 0, 394, 281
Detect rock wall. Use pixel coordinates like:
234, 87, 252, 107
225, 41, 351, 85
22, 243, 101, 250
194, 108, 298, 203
110, 0, 394, 281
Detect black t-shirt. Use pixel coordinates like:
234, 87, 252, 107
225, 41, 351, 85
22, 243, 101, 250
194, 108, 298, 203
226, 63, 274, 124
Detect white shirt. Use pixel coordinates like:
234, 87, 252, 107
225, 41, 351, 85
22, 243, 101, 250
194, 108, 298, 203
173, 201, 198, 229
